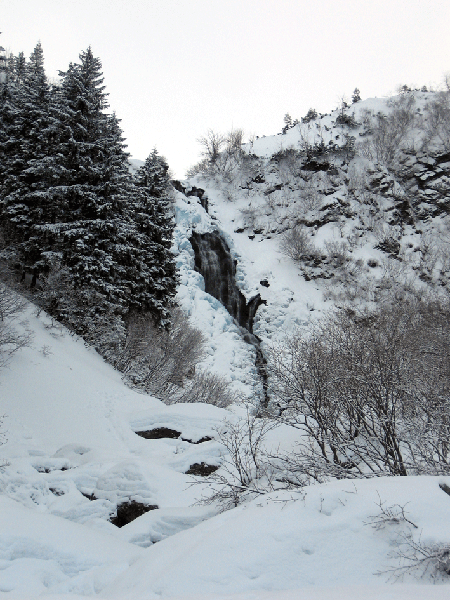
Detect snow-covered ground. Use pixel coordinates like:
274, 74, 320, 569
0, 302, 449, 598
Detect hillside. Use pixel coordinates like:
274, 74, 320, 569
1, 89, 450, 599
1, 307, 450, 599
174, 90, 450, 401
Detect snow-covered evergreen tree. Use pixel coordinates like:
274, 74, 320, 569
48, 51, 176, 329
132, 149, 177, 325
1, 44, 178, 342
0, 43, 63, 271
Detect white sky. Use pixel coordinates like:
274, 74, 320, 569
2, 0, 449, 178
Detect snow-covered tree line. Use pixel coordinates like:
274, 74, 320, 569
0, 43, 177, 359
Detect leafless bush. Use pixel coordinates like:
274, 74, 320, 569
279, 225, 316, 262
240, 203, 260, 230
188, 129, 248, 181
385, 534, 450, 581
347, 164, 372, 201
373, 223, 401, 255
174, 369, 236, 408
366, 496, 450, 581
356, 117, 404, 165
196, 412, 277, 510
268, 298, 450, 479
299, 183, 323, 212
417, 232, 440, 277
120, 308, 207, 401
424, 91, 450, 151
324, 240, 349, 266
276, 149, 302, 184
0, 284, 33, 371
356, 97, 416, 167
365, 494, 418, 531
386, 93, 417, 135
363, 491, 450, 582
34, 262, 126, 362
185, 158, 211, 178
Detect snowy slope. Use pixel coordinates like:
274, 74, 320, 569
0, 308, 225, 596
0, 288, 449, 599
104, 476, 450, 599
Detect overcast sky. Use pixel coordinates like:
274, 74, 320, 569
2, 0, 449, 177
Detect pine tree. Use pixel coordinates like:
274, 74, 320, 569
0, 42, 62, 272
49, 49, 138, 326
132, 149, 177, 325
1, 44, 178, 342
49, 50, 176, 328
352, 88, 361, 103
282, 113, 292, 134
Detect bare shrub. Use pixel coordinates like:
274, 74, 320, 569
34, 262, 126, 363
274, 149, 302, 184
196, 412, 277, 510
366, 496, 450, 582
187, 129, 248, 180
299, 182, 323, 212
347, 163, 371, 201
186, 158, 211, 178
373, 223, 401, 255
417, 232, 440, 278
357, 116, 404, 165
424, 91, 450, 150
240, 203, 260, 230
0, 276, 33, 464
0, 283, 33, 371
324, 240, 349, 266
385, 534, 450, 581
268, 298, 450, 480
279, 225, 316, 262
386, 93, 417, 135
356, 96, 416, 167
365, 494, 418, 531
120, 308, 207, 401
174, 369, 236, 408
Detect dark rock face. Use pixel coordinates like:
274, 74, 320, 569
135, 427, 181, 439
110, 500, 158, 528
395, 151, 450, 218
302, 159, 330, 172
135, 429, 213, 444
81, 491, 97, 501
185, 462, 219, 476
190, 231, 264, 333
172, 180, 209, 212
182, 436, 213, 444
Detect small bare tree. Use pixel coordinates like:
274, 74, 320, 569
197, 129, 226, 164
196, 412, 278, 510
175, 369, 236, 408
356, 95, 416, 168
226, 129, 244, 155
